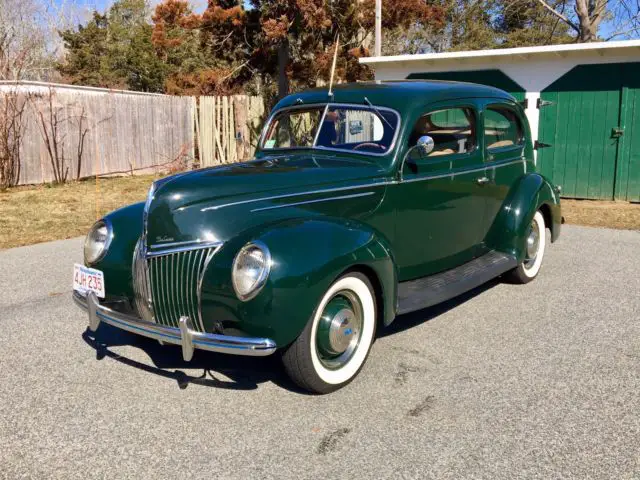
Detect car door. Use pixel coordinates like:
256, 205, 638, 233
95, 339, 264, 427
391, 102, 488, 281
478, 101, 529, 243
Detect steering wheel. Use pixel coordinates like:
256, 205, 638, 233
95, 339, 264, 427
353, 142, 385, 151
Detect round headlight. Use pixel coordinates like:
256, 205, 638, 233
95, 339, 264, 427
84, 219, 112, 264
232, 241, 271, 301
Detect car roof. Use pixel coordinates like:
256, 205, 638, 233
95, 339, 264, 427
274, 80, 515, 113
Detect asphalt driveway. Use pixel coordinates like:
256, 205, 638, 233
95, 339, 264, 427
0, 226, 638, 479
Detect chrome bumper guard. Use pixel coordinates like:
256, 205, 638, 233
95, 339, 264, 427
73, 291, 277, 360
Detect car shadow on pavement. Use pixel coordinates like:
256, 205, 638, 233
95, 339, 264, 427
81, 278, 501, 393
381, 278, 500, 338
82, 326, 303, 393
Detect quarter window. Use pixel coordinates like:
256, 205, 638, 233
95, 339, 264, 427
409, 107, 476, 157
485, 107, 523, 150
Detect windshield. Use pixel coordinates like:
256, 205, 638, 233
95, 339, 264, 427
260, 104, 399, 155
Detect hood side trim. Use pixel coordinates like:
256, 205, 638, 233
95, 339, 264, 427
250, 191, 375, 213
201, 180, 390, 212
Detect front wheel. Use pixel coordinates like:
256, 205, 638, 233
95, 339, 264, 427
506, 210, 547, 284
281, 272, 377, 394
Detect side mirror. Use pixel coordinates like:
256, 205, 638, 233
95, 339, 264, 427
416, 135, 434, 156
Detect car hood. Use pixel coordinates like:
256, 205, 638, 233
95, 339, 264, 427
145, 153, 387, 246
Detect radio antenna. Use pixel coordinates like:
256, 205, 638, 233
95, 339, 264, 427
328, 34, 340, 98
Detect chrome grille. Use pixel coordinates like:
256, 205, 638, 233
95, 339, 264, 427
133, 240, 154, 323
132, 239, 219, 332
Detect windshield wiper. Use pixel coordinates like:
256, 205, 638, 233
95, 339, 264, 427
364, 97, 394, 130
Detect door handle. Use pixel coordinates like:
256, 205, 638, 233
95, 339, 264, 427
476, 176, 490, 186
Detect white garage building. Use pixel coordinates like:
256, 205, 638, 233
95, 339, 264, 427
360, 40, 640, 201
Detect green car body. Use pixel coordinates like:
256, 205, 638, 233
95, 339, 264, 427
76, 81, 561, 381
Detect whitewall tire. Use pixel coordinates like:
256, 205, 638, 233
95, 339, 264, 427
282, 272, 377, 394
507, 210, 547, 284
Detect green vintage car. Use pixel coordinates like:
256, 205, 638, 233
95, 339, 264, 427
73, 81, 561, 393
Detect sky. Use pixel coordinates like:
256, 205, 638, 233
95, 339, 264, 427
50, 0, 209, 26
57, 0, 248, 14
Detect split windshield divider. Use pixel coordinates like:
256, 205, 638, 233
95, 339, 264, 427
312, 104, 330, 147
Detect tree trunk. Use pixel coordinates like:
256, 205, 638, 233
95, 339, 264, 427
537, 0, 606, 42
574, 0, 604, 41
278, 40, 289, 100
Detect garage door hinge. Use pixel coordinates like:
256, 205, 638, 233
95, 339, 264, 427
534, 140, 552, 150
611, 127, 624, 138
536, 98, 554, 108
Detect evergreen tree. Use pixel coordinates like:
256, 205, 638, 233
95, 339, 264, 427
57, 0, 589, 96
57, 0, 166, 92
151, 0, 251, 95
254, 0, 444, 97
58, 12, 112, 87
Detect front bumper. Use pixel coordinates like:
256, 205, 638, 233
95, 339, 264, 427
73, 291, 277, 360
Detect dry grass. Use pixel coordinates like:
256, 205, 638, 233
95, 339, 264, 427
562, 199, 640, 231
1, 176, 639, 250
0, 175, 158, 250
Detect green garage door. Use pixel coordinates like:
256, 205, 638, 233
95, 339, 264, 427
407, 69, 526, 102
537, 63, 640, 201
616, 64, 640, 202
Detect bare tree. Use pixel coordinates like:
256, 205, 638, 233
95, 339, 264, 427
0, 0, 49, 80
0, 0, 49, 189
74, 105, 89, 180
29, 87, 111, 184
31, 87, 70, 184
0, 0, 118, 188
0, 0, 85, 81
604, 0, 640, 39
536, 0, 640, 41
0, 89, 27, 189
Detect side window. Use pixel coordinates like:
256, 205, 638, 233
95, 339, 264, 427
409, 107, 476, 158
485, 107, 523, 151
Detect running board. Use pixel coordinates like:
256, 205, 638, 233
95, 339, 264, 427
397, 251, 517, 315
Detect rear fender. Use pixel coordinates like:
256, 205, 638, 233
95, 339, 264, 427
486, 173, 561, 262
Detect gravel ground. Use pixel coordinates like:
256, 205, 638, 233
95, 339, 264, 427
0, 226, 638, 480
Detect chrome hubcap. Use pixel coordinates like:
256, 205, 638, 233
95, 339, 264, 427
525, 219, 541, 267
316, 291, 363, 369
326, 307, 356, 354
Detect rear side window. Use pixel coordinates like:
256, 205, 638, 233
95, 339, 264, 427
409, 107, 477, 157
485, 107, 523, 150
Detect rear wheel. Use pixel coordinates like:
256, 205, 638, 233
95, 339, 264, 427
506, 210, 547, 284
281, 272, 377, 394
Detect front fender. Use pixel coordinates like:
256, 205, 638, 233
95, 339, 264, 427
200, 218, 397, 347
486, 173, 561, 262
91, 202, 144, 298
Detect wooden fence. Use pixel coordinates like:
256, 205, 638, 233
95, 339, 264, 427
196, 95, 265, 167
0, 82, 266, 186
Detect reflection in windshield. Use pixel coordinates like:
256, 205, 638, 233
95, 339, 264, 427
261, 104, 399, 155
263, 108, 322, 149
